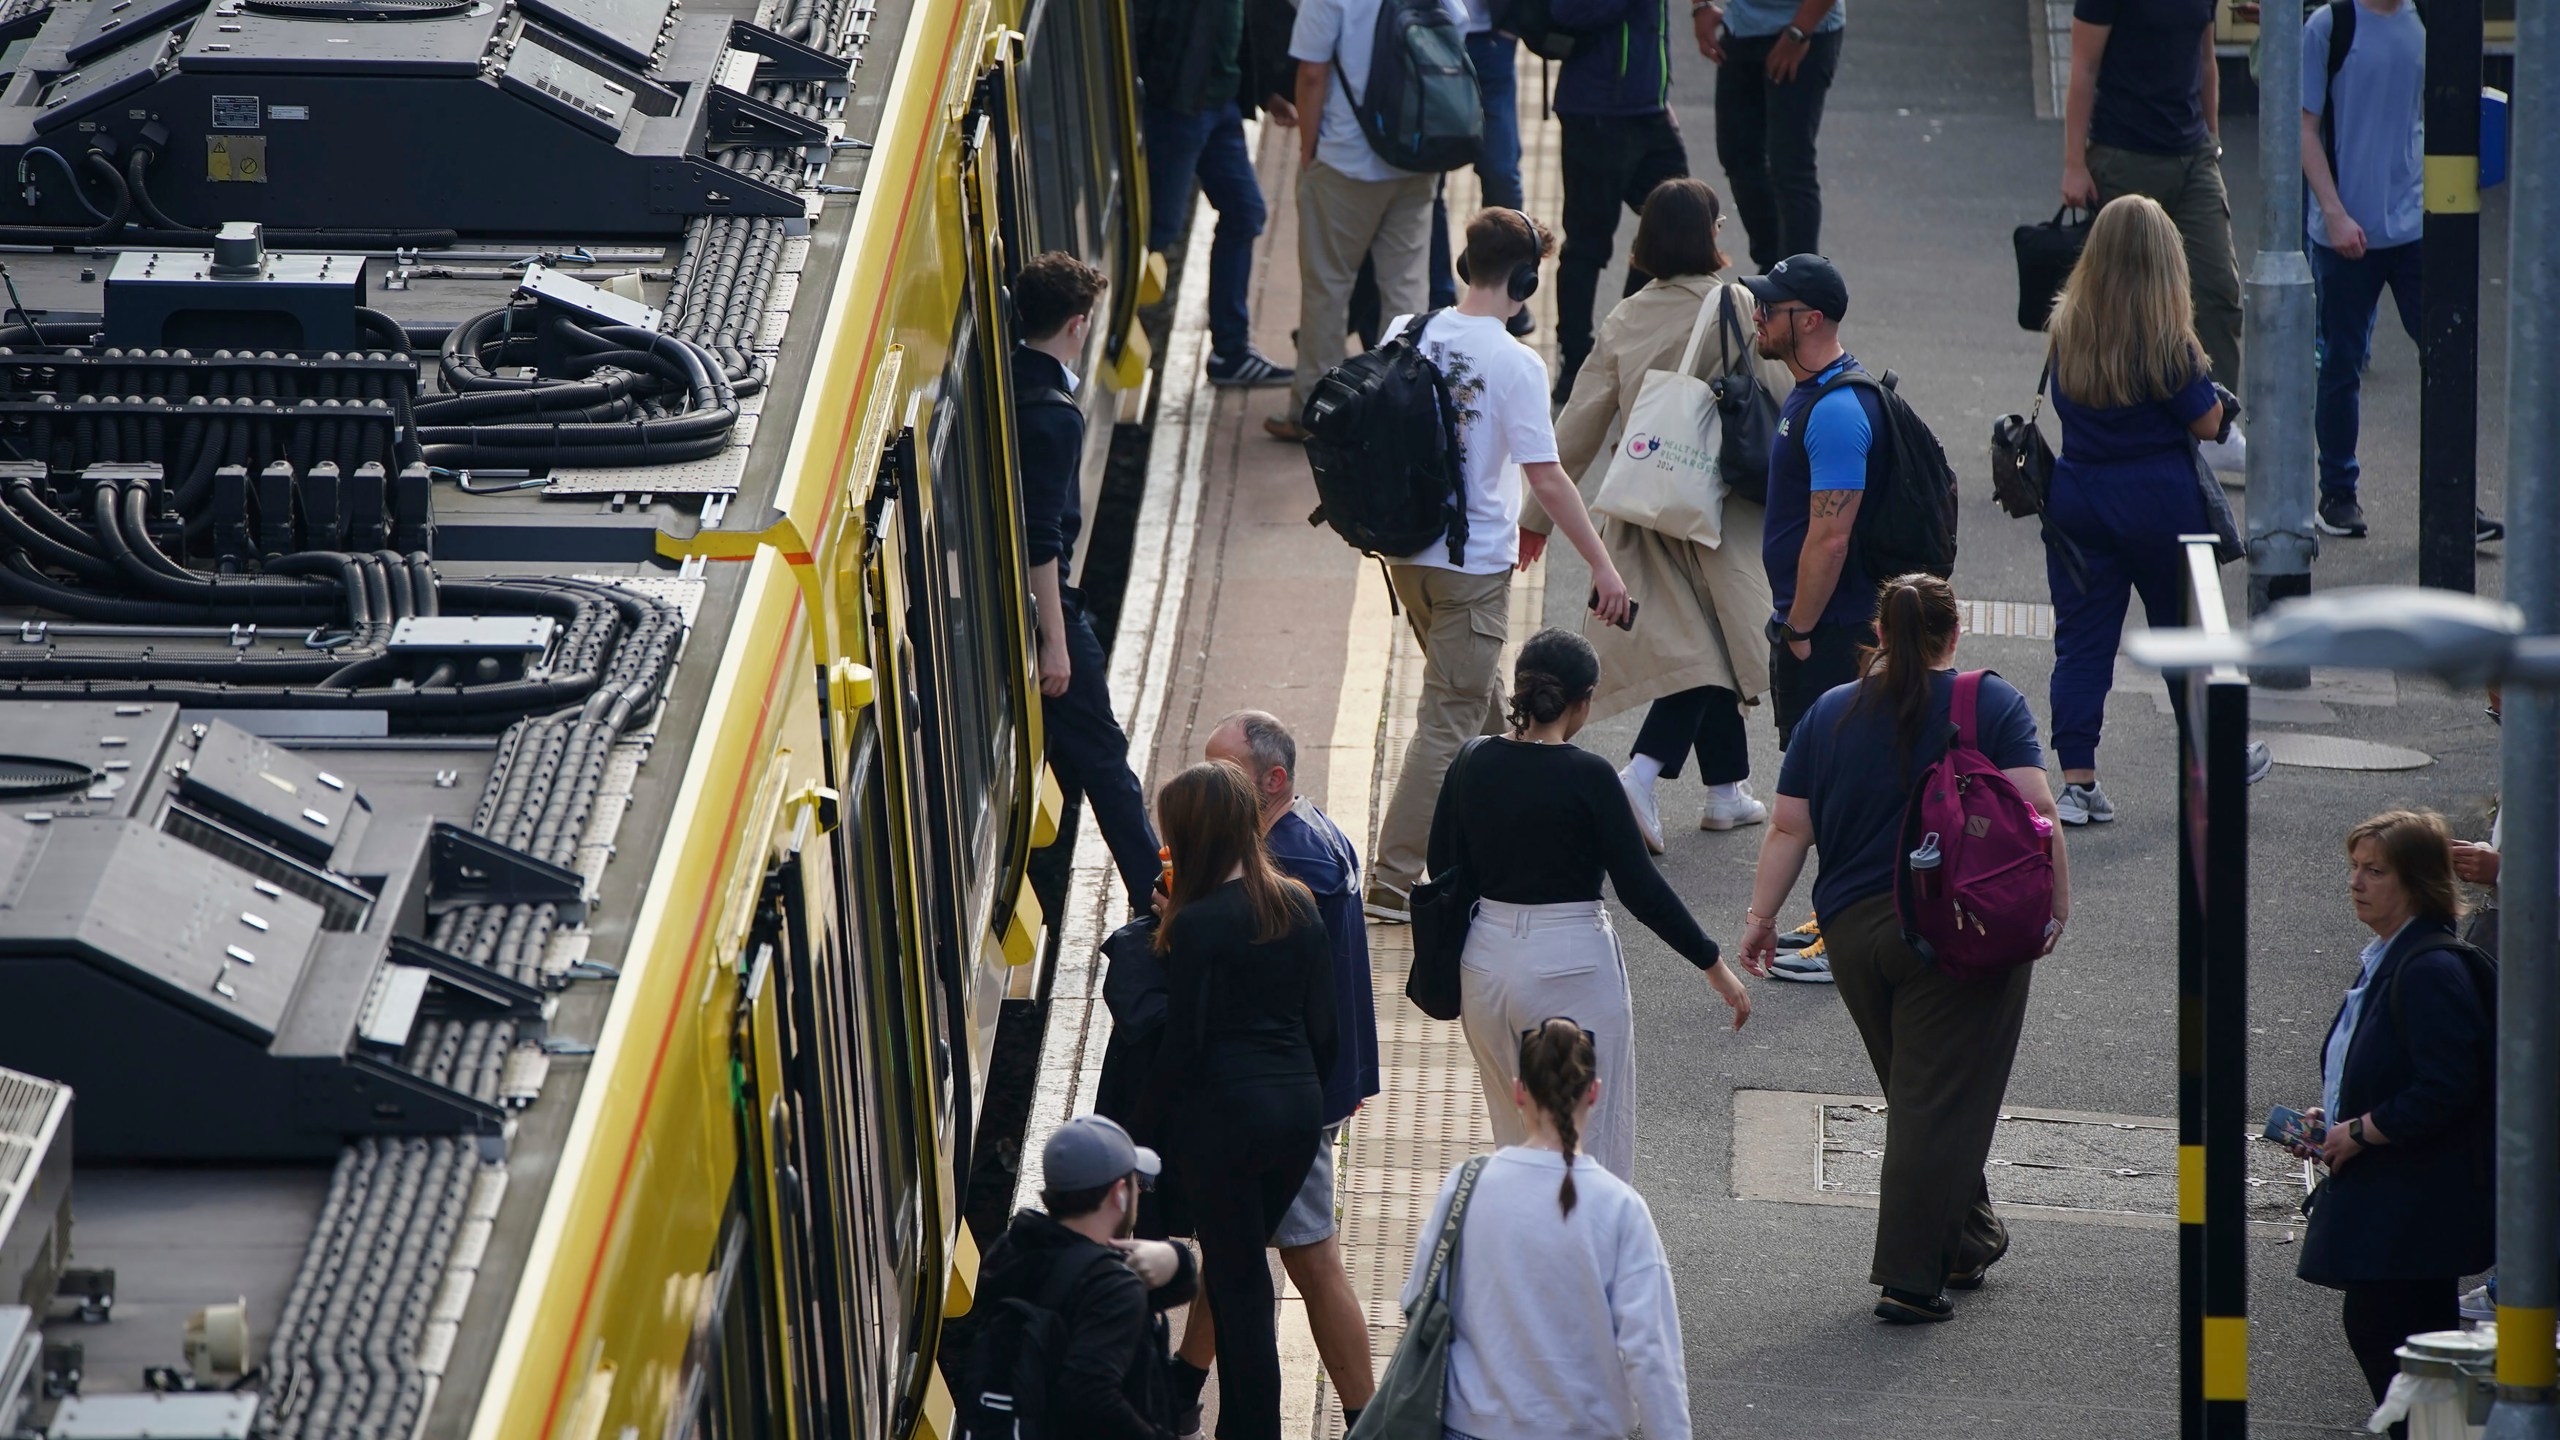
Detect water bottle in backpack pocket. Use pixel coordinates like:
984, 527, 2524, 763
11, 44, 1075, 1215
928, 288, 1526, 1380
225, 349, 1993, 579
1893, 670, 2056, 980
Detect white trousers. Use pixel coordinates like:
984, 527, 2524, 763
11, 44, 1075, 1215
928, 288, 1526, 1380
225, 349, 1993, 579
1457, 898, 1638, 1180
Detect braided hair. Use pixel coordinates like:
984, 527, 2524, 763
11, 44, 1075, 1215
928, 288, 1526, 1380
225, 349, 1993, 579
1507, 627, 1600, 735
1517, 1018, 1599, 1218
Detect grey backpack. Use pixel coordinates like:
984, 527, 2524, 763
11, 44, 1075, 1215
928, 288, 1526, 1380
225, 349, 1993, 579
1346, 1156, 1488, 1439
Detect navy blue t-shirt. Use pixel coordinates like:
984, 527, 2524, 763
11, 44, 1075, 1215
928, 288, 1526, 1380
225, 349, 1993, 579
1267, 799, 1380, 1125
2051, 365, 2217, 492
1776, 670, 2044, 917
1763, 354, 1883, 630
2075, 0, 2216, 156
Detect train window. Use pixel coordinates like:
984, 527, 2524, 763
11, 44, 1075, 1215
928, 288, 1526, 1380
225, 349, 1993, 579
848, 727, 926, 1418
669, 1205, 778, 1440
1019, 0, 1097, 255
924, 300, 1018, 920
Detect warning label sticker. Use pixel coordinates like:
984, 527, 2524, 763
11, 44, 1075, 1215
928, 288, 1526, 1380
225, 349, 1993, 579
211, 95, 259, 129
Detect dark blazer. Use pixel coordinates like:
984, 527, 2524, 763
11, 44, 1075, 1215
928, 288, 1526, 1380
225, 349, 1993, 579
2298, 918, 2497, 1288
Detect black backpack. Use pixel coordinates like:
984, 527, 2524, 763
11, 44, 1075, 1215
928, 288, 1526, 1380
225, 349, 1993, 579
1302, 310, 1469, 565
1338, 0, 1482, 174
1491, 0, 1581, 59
1804, 369, 1960, 581
957, 1246, 1119, 1440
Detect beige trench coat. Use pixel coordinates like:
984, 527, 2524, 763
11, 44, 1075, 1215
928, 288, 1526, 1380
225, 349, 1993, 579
1526, 275, 1788, 725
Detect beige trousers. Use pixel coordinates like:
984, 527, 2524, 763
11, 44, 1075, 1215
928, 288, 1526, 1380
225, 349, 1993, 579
1290, 161, 1437, 413
1372, 563, 1510, 895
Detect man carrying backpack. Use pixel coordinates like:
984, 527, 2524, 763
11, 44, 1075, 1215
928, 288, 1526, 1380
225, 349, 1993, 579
965, 1115, 1198, 1440
1268, 0, 1472, 444
1361, 209, 1631, 921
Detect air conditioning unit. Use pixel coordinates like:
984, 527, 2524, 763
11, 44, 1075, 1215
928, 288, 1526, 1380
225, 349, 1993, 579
0, 1067, 70, 1315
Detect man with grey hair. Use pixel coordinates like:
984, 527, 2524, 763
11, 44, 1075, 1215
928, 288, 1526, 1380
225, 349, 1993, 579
1162, 710, 1380, 1433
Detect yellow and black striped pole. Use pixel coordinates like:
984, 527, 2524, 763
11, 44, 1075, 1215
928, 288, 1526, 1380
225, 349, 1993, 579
2419, 0, 2482, 592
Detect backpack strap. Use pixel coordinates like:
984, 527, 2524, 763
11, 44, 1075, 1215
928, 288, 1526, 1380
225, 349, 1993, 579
1951, 670, 1986, 752
2320, 0, 2355, 163
1034, 1240, 1127, 1317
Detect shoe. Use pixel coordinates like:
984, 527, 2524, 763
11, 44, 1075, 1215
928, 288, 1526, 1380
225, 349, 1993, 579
1176, 1405, 1205, 1440
1618, 765, 1666, 854
1207, 347, 1294, 388
2198, 424, 2246, 475
1363, 881, 1411, 925
2478, 509, 2506, 545
1506, 309, 1535, 338
1775, 916, 1822, 951
1698, 782, 1768, 831
2244, 741, 2273, 785
2056, 781, 2114, 826
1947, 1222, 2011, 1291
1768, 949, 1834, 984
2459, 1281, 2496, 1324
2315, 496, 2368, 537
1263, 415, 1311, 443
1876, 1287, 1955, 1324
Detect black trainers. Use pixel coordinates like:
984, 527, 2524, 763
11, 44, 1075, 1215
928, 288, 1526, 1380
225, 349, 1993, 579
1207, 347, 1294, 388
2477, 509, 2506, 546
2316, 495, 2368, 537
1876, 1286, 1955, 1324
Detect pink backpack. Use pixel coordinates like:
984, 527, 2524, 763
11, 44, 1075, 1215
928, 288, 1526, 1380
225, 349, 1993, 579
1894, 671, 2056, 980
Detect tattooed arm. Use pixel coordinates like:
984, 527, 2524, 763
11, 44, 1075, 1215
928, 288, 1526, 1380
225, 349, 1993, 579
1788, 487, 1863, 652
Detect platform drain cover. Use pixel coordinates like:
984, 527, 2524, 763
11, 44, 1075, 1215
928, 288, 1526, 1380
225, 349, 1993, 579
0, 754, 98, 800
2259, 734, 2434, 772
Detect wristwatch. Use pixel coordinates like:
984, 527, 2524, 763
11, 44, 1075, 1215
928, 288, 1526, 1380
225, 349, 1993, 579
2347, 1116, 2370, 1146
1782, 22, 1810, 41
1767, 616, 1814, 645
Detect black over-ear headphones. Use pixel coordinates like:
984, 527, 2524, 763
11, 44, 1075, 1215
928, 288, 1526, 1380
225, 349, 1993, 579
1455, 208, 1542, 304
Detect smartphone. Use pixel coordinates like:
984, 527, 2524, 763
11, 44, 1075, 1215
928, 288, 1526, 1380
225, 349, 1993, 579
2264, 1104, 2325, 1148
1587, 588, 1639, 631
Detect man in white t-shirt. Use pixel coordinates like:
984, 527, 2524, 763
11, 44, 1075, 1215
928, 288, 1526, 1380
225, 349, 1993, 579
1366, 209, 1632, 919
1268, 0, 1468, 442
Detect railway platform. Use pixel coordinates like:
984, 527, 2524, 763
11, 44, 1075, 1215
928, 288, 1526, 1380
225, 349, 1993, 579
1015, 0, 2511, 1432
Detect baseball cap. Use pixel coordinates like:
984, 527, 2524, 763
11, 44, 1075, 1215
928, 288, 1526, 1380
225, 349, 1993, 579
1742, 254, 1848, 322
1042, 1114, 1161, 1192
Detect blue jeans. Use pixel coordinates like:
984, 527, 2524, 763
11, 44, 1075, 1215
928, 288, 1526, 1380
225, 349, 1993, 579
1427, 32, 1524, 306
1143, 99, 1267, 359
2044, 460, 2209, 773
2312, 239, 2422, 502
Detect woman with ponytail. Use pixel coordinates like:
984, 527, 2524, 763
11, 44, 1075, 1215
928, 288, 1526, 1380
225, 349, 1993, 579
1400, 1018, 1692, 1440
1739, 574, 2074, 1325
1427, 627, 1750, 1180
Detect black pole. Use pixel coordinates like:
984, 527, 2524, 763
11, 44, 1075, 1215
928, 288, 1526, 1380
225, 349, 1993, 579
2420, 0, 2483, 591
2200, 664, 2251, 1437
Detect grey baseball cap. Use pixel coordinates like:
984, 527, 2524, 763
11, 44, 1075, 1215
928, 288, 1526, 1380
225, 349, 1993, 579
1042, 1114, 1161, 1192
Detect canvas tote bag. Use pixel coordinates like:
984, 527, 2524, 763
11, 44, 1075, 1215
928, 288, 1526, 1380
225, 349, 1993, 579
1589, 288, 1729, 548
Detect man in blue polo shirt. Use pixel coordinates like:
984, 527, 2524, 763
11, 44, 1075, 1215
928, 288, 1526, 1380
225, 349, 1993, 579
1745, 253, 1880, 984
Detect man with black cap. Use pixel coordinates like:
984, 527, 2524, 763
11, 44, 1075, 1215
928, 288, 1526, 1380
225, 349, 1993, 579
964, 1115, 1198, 1439
1742, 253, 1881, 984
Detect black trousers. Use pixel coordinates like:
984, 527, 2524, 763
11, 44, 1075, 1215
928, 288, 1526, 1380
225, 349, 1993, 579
1769, 619, 1872, 750
1177, 1123, 1319, 1440
2342, 1277, 2460, 1437
1632, 685, 1751, 785
1044, 590, 1163, 905
1715, 31, 1843, 272
1556, 110, 1690, 385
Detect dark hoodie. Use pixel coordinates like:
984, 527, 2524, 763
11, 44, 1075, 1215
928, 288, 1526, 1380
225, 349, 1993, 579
1266, 797, 1380, 1125
1551, 0, 1676, 117
971, 1208, 1199, 1440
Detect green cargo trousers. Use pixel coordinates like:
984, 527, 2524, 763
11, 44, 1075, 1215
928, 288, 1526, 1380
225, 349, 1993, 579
2089, 143, 2246, 392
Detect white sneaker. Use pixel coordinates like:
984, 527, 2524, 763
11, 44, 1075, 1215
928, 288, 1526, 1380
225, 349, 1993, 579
2199, 424, 2247, 476
1699, 782, 1768, 831
2244, 741, 2273, 785
2056, 780, 2115, 826
1618, 764, 1665, 854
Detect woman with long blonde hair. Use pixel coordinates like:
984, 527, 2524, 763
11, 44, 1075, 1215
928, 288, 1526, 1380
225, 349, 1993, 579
2040, 195, 2256, 825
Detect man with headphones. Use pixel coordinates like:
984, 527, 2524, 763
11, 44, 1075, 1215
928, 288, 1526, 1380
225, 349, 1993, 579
1364, 208, 1634, 923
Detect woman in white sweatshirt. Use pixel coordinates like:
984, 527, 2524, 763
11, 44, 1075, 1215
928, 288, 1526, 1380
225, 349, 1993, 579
1401, 1018, 1691, 1440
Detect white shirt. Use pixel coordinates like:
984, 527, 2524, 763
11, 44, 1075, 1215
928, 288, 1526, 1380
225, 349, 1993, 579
1403, 1149, 1691, 1440
1289, 0, 1468, 182
1381, 310, 1558, 574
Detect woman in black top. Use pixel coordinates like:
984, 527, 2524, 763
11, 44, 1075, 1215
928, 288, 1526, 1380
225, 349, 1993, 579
1430, 628, 1750, 1180
1147, 760, 1335, 1440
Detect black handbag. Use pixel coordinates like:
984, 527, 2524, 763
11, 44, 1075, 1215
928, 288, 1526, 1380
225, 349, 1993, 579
2013, 206, 2092, 332
1708, 288, 1778, 504
1988, 368, 2055, 519
1405, 737, 1489, 1022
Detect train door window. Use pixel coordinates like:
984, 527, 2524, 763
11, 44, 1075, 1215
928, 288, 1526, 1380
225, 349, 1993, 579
924, 301, 1018, 925
844, 721, 927, 1418
668, 1204, 778, 1440
1019, 0, 1095, 255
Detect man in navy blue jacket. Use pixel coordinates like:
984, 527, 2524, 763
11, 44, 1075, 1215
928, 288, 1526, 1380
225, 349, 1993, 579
1014, 253, 1162, 908
1550, 0, 1693, 398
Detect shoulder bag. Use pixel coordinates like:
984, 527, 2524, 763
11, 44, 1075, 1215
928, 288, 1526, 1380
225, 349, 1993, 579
1589, 287, 1730, 549
1709, 284, 1779, 504
1405, 737, 1489, 1021
1988, 367, 2054, 520
1345, 1156, 1490, 1440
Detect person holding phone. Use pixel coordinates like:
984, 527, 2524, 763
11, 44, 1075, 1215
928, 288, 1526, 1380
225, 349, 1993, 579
2288, 810, 2494, 1431
1429, 628, 1750, 1180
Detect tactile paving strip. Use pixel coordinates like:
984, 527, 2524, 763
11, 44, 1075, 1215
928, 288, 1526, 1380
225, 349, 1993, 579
1958, 598, 2057, 640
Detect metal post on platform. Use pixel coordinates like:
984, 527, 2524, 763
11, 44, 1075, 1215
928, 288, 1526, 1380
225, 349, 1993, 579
2485, 0, 2559, 1427
2420, 0, 2483, 592
2247, 0, 2317, 688
2171, 535, 2250, 1438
